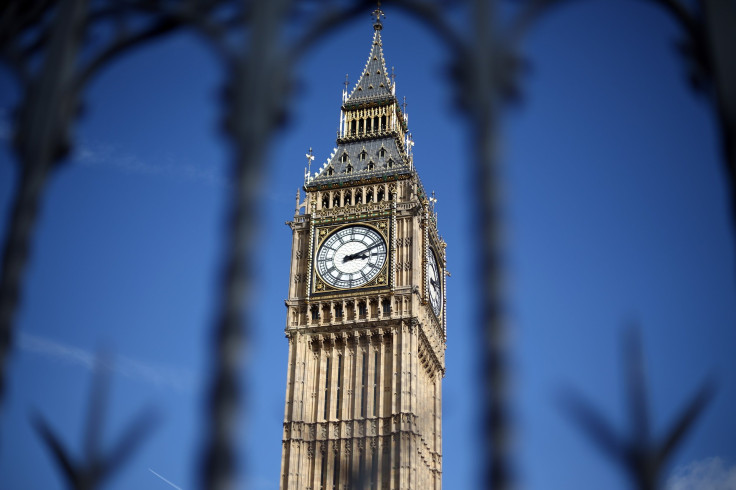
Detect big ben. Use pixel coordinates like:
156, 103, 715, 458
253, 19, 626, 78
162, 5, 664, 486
281, 7, 447, 489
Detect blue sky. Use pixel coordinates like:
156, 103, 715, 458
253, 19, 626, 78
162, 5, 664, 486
1, 1, 735, 489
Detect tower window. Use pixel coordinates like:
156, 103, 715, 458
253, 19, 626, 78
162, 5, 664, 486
360, 150, 367, 161
367, 162, 375, 171
355, 190, 363, 204
377, 188, 385, 202
358, 302, 367, 318
379, 147, 386, 158
360, 351, 368, 417
333, 195, 340, 207
381, 299, 390, 316
327, 167, 334, 176
311, 306, 319, 322
320, 452, 328, 490
387, 159, 393, 168
332, 450, 340, 490
344, 193, 352, 206
371, 444, 378, 489
359, 450, 366, 488
323, 356, 331, 420
336, 354, 343, 418
335, 303, 343, 318
322, 195, 329, 208
346, 164, 353, 174
366, 189, 373, 203
373, 350, 379, 416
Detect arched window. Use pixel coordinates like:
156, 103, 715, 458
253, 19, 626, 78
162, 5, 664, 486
366, 189, 373, 203
367, 161, 374, 171
344, 193, 352, 206
327, 167, 334, 176
333, 194, 340, 207
350, 120, 356, 136
360, 150, 367, 161
377, 188, 385, 202
379, 147, 386, 158
355, 190, 363, 204
342, 153, 348, 163
322, 195, 329, 208
381, 115, 386, 131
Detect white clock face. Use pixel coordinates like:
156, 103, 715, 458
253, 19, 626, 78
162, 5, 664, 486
316, 225, 387, 289
427, 248, 442, 316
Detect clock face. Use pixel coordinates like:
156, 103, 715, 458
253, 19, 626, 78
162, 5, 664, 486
316, 225, 387, 289
427, 248, 442, 316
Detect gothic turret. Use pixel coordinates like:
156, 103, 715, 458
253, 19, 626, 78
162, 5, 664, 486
305, 10, 413, 189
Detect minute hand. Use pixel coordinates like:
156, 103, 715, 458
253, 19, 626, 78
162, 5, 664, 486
343, 242, 383, 262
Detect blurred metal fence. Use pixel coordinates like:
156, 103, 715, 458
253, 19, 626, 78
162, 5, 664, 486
1, 0, 733, 488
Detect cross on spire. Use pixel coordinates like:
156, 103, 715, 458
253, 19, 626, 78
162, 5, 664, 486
305, 147, 314, 182
372, 1, 385, 30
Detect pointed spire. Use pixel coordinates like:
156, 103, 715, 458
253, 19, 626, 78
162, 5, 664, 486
344, 4, 394, 105
307, 3, 414, 189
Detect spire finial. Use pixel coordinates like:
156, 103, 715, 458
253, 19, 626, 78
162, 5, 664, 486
344, 74, 349, 91
305, 147, 314, 184
372, 1, 385, 30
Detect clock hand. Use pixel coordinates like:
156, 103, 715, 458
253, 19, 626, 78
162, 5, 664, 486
343, 242, 382, 262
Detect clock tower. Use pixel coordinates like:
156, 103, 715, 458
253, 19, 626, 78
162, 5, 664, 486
281, 9, 447, 489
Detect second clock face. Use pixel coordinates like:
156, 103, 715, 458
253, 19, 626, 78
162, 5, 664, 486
427, 248, 442, 316
316, 225, 387, 289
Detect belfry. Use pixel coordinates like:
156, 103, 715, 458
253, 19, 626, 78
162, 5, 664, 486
281, 7, 447, 489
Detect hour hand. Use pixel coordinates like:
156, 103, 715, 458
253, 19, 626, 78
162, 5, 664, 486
343, 252, 360, 263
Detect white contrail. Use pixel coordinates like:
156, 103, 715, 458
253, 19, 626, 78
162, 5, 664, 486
149, 468, 183, 490
74, 140, 230, 189
18, 332, 196, 393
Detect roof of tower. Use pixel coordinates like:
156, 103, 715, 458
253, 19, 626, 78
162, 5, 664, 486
307, 137, 410, 188
305, 7, 413, 189
344, 29, 395, 105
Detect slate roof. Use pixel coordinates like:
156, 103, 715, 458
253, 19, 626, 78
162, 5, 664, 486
308, 136, 411, 188
344, 29, 395, 105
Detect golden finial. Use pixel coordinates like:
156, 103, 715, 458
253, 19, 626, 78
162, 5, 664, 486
372, 1, 385, 30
